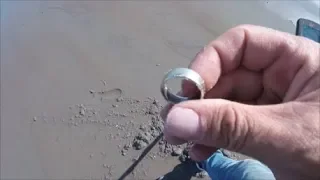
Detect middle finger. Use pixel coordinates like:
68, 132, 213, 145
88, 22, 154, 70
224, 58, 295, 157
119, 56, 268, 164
205, 67, 262, 101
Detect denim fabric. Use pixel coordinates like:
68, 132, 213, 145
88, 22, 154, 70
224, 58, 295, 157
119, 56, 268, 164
202, 150, 275, 180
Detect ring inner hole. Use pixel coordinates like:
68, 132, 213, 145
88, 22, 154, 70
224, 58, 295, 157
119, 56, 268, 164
167, 78, 201, 99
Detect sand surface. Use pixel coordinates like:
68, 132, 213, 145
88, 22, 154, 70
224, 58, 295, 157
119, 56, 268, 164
0, 1, 306, 179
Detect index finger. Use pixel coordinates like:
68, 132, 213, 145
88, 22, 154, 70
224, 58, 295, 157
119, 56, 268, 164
189, 24, 300, 92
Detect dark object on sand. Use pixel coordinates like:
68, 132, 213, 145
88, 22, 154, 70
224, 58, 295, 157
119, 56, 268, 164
118, 133, 164, 180
296, 18, 320, 43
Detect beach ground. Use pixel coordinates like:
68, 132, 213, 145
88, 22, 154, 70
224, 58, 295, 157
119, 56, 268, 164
1, 1, 295, 179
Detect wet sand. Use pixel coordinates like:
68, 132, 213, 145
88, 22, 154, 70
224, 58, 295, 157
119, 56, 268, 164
0, 1, 300, 179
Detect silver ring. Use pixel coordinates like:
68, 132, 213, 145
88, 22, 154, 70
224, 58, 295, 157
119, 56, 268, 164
160, 68, 205, 104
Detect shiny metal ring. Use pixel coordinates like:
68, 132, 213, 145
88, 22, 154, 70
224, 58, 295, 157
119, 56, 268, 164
160, 68, 205, 104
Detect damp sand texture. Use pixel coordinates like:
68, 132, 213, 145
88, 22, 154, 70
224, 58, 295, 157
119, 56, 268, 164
0, 1, 295, 180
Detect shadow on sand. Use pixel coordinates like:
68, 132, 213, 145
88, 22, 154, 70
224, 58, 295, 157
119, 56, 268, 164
158, 160, 201, 180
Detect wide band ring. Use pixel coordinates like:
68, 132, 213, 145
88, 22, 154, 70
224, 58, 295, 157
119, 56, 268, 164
160, 68, 205, 104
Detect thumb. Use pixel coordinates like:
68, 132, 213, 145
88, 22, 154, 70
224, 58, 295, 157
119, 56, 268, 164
164, 99, 279, 154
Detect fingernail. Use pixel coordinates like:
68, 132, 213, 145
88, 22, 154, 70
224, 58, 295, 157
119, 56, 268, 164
166, 107, 203, 140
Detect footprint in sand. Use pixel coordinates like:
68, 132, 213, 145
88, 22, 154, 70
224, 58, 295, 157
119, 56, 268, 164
90, 88, 123, 101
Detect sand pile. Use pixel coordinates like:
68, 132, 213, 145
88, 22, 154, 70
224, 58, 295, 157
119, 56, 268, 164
32, 87, 208, 179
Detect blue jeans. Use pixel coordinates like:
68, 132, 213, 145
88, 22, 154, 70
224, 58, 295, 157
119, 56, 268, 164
201, 150, 275, 180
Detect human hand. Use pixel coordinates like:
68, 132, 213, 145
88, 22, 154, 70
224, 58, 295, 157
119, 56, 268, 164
162, 25, 320, 180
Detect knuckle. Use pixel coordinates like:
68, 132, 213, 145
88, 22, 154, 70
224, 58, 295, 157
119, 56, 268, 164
218, 103, 251, 151
231, 24, 252, 32
218, 104, 237, 148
